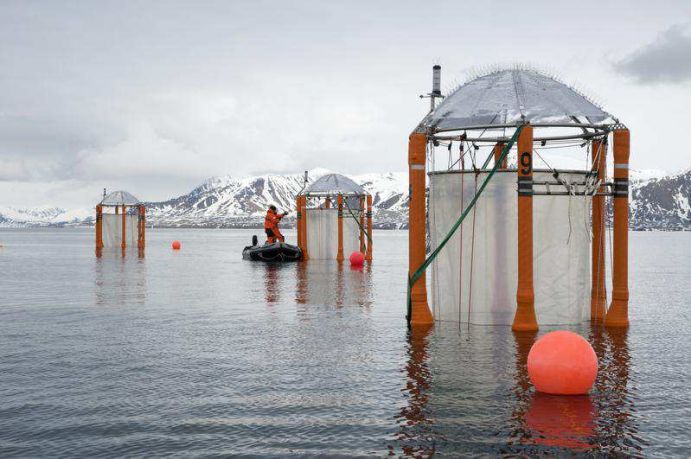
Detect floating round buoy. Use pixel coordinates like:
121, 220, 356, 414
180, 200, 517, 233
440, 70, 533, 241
349, 251, 365, 267
172, 240, 181, 250
527, 330, 597, 395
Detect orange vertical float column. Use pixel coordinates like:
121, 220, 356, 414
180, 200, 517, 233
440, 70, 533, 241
137, 205, 146, 253
366, 194, 373, 261
121, 204, 127, 251
301, 196, 309, 260
591, 138, 607, 321
337, 194, 344, 262
138, 206, 142, 249
142, 206, 146, 249
408, 132, 433, 326
512, 124, 538, 331
359, 196, 366, 254
606, 128, 630, 328
493, 142, 507, 169
296, 197, 302, 252
95, 204, 103, 257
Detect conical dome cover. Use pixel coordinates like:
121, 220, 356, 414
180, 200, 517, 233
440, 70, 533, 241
424, 69, 612, 130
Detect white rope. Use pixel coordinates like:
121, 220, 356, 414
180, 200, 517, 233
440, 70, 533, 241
448, 143, 470, 170
564, 174, 574, 244
467, 169, 479, 329
458, 156, 465, 328
447, 144, 452, 169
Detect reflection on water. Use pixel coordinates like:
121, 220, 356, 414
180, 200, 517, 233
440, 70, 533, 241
295, 261, 308, 305
502, 326, 637, 455
525, 393, 595, 450
263, 263, 281, 304
0, 229, 687, 456
95, 253, 148, 307
259, 261, 375, 308
506, 330, 537, 449
591, 326, 642, 456
392, 324, 437, 457
511, 331, 595, 452
293, 260, 372, 310
410, 322, 641, 456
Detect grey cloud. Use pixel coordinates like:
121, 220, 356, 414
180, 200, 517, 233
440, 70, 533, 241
2, 0, 691, 207
614, 25, 691, 84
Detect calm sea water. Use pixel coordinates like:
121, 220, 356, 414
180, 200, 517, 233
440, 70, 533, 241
0, 228, 689, 457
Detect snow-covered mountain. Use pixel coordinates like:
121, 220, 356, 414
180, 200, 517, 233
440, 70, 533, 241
1, 167, 689, 230
630, 168, 691, 230
145, 168, 408, 229
0, 206, 92, 227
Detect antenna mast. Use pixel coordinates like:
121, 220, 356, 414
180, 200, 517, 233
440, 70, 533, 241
420, 64, 444, 112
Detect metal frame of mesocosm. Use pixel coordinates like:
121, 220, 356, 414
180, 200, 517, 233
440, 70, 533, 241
95, 189, 146, 258
296, 172, 373, 262
407, 65, 630, 331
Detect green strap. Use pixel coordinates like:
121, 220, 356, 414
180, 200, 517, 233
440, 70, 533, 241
343, 197, 373, 246
481, 148, 494, 170
406, 125, 523, 323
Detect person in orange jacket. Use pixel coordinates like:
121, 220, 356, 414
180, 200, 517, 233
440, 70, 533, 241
264, 205, 288, 243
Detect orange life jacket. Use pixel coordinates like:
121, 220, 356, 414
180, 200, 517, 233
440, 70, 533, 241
264, 209, 282, 229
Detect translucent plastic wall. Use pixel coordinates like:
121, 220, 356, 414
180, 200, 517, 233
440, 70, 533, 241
306, 208, 362, 259
103, 214, 138, 248
429, 171, 591, 325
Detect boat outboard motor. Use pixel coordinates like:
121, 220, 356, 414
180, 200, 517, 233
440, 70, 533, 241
252, 235, 258, 247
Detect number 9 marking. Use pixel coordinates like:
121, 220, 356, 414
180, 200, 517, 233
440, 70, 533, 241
520, 152, 532, 175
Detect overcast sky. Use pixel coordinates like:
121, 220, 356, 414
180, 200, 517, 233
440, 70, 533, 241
1, 0, 690, 208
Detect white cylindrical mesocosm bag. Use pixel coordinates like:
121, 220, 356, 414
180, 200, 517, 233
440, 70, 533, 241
429, 170, 591, 325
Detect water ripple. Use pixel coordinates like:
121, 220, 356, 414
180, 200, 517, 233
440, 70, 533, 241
0, 229, 689, 456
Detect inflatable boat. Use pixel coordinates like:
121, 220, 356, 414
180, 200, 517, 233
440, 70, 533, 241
242, 236, 303, 262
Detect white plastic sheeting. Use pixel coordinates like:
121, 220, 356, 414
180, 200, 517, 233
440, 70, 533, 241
305, 174, 365, 196
305, 208, 362, 259
103, 213, 138, 248
429, 171, 591, 325
101, 191, 140, 206
424, 69, 612, 131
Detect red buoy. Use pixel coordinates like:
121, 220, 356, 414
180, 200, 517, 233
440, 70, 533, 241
349, 251, 365, 267
172, 240, 181, 250
527, 330, 597, 395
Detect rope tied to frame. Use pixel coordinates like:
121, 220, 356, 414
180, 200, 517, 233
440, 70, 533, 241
343, 195, 373, 248
406, 125, 524, 324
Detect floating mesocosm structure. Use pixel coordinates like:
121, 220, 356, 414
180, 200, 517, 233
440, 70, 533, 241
296, 173, 373, 261
95, 190, 146, 257
408, 66, 630, 330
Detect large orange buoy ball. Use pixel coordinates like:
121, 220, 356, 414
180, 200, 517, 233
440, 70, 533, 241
172, 240, 182, 250
349, 251, 365, 267
527, 331, 597, 395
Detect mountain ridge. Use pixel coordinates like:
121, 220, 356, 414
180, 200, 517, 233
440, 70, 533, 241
1, 168, 689, 231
